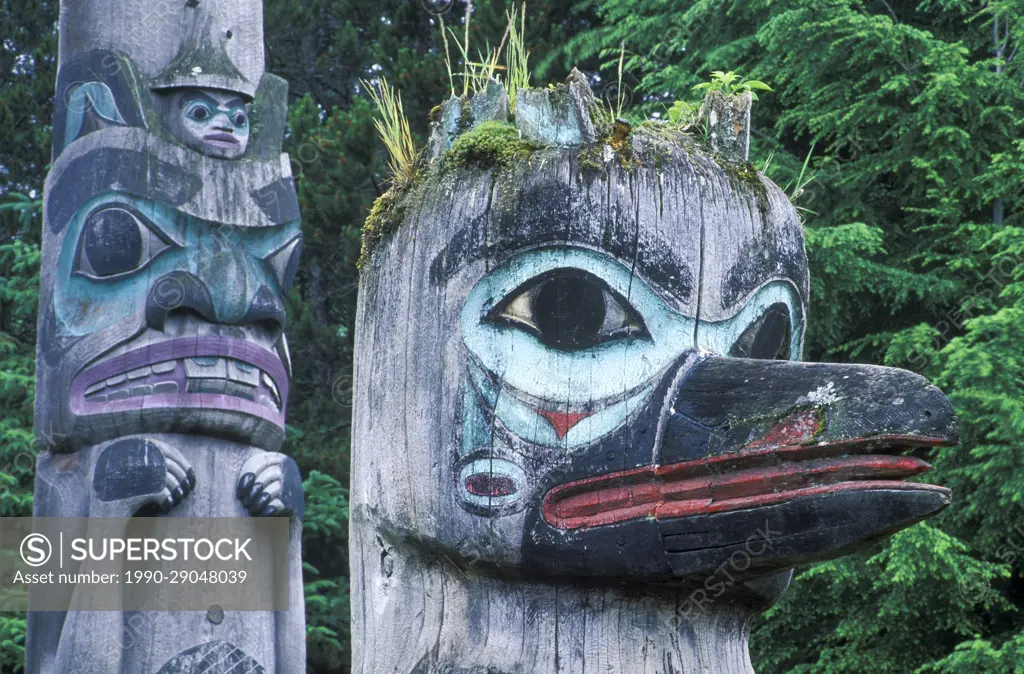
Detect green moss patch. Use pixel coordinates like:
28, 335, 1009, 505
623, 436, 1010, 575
722, 159, 770, 217
359, 178, 416, 269
443, 121, 539, 170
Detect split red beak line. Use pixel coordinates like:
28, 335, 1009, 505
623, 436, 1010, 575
542, 435, 950, 530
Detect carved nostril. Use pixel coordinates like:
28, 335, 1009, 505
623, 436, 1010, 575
238, 285, 287, 336
147, 272, 217, 330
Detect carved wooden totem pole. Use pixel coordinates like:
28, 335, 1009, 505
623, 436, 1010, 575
351, 73, 959, 673
29, 1, 304, 672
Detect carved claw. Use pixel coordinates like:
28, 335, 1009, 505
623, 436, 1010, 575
159, 456, 196, 513
236, 452, 304, 519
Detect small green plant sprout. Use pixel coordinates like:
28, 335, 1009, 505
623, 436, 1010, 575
692, 71, 774, 101
505, 3, 530, 113
665, 99, 699, 127
592, 41, 627, 127
783, 142, 818, 221
439, 14, 455, 96
447, 31, 507, 96
612, 41, 626, 119
362, 77, 417, 184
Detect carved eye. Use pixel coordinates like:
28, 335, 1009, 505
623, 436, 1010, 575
488, 269, 648, 351
728, 303, 791, 360
231, 110, 248, 128
186, 102, 212, 121
75, 206, 171, 279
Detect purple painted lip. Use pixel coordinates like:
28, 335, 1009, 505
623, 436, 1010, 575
203, 132, 238, 144
69, 336, 289, 427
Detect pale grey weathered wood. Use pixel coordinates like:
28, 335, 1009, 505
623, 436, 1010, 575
351, 143, 797, 673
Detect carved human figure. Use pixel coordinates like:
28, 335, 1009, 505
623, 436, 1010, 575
350, 73, 958, 673
28, 2, 305, 672
164, 88, 251, 159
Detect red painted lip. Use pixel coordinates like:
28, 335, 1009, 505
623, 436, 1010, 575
543, 435, 951, 530
203, 132, 239, 145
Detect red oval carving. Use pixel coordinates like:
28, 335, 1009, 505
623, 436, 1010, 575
465, 474, 517, 497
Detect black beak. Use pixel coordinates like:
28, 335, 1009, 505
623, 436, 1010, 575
529, 356, 956, 582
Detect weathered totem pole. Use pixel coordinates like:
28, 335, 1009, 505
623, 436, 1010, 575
350, 72, 958, 673
30, 1, 304, 671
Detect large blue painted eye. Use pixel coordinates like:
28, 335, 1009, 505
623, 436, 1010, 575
75, 206, 170, 279
487, 269, 648, 351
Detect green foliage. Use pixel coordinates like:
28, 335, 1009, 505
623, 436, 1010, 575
692, 70, 773, 100
665, 99, 699, 127
0, 195, 41, 239
0, 229, 40, 674
302, 471, 350, 669
754, 524, 1011, 673
362, 77, 418, 183
0, 615, 25, 674
0, 1, 57, 206
505, 3, 531, 113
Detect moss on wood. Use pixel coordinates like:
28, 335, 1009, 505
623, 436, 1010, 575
361, 106, 777, 269
359, 176, 420, 269
721, 159, 770, 218
443, 121, 539, 171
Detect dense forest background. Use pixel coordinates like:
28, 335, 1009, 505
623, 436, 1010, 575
2, 0, 1024, 671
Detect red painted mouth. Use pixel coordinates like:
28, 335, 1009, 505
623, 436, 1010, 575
203, 132, 239, 146
543, 435, 950, 530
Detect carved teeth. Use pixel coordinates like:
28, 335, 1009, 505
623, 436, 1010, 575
127, 366, 151, 380
83, 354, 280, 411
227, 359, 260, 386
262, 372, 281, 410
185, 357, 228, 378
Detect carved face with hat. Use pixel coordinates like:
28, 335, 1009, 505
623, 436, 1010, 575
37, 48, 301, 454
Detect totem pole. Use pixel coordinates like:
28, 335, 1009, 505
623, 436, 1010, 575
29, 1, 304, 672
350, 72, 958, 673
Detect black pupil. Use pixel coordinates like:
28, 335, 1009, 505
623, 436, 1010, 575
533, 276, 606, 349
83, 208, 143, 277
192, 107, 208, 120
233, 112, 246, 126
729, 303, 791, 360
